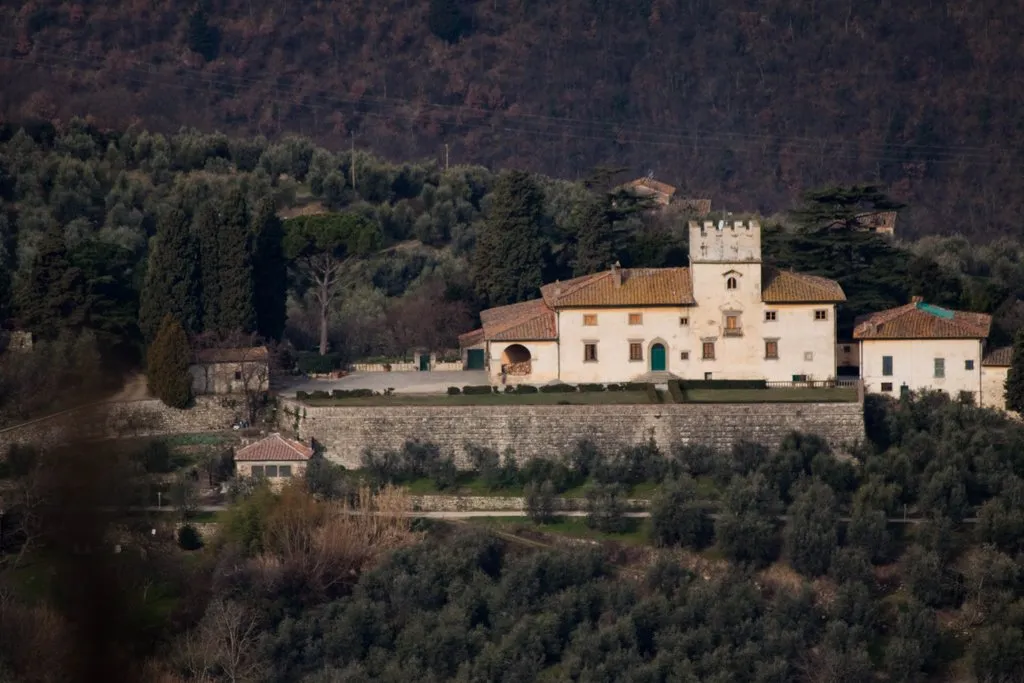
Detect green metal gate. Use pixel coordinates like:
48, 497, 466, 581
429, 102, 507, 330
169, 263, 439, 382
466, 349, 485, 370
419, 354, 431, 371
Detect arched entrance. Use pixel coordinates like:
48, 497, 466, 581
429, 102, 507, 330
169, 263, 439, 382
650, 343, 667, 372
501, 344, 532, 376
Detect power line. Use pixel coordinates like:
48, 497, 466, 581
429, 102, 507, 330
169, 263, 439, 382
1, 42, 1019, 167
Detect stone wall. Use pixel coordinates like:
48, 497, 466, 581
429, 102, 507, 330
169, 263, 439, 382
281, 400, 865, 468
410, 495, 651, 512
0, 396, 242, 454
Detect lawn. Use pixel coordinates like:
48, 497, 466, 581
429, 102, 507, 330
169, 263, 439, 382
682, 387, 857, 403
305, 391, 659, 407
471, 515, 653, 546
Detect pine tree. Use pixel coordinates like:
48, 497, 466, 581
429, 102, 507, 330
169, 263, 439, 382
1005, 330, 1024, 413
215, 190, 255, 335
15, 223, 86, 340
139, 204, 201, 340
472, 170, 547, 307
196, 202, 222, 333
251, 199, 287, 340
570, 195, 616, 276
147, 314, 193, 409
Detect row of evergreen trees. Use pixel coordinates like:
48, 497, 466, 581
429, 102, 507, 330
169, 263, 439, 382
138, 189, 287, 343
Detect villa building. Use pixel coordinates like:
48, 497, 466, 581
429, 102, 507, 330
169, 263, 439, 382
460, 219, 847, 386
853, 298, 993, 403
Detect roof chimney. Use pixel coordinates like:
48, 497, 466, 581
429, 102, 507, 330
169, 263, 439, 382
611, 261, 622, 288
911, 296, 923, 304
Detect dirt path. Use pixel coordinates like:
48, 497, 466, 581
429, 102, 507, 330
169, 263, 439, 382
108, 373, 151, 401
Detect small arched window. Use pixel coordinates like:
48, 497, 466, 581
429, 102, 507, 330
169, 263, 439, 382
726, 276, 738, 290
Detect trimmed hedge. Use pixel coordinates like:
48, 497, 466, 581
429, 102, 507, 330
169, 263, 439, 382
540, 383, 578, 393
331, 389, 373, 399
296, 351, 343, 375
447, 386, 461, 395
578, 383, 606, 393
679, 379, 768, 390
462, 385, 493, 395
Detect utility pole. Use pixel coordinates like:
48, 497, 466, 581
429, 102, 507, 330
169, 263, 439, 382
350, 132, 357, 190
444, 143, 449, 171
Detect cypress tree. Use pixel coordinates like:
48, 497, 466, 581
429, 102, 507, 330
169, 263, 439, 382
147, 314, 192, 409
1005, 331, 1024, 413
215, 190, 256, 335
195, 201, 221, 333
472, 170, 547, 307
14, 222, 86, 340
139, 204, 201, 340
570, 195, 616, 276
251, 199, 287, 340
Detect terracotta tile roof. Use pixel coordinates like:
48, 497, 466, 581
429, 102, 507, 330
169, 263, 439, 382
983, 346, 1013, 367
235, 433, 314, 462
761, 268, 846, 303
194, 346, 269, 364
853, 301, 992, 340
458, 328, 485, 347
479, 299, 557, 341
624, 177, 677, 197
540, 267, 694, 307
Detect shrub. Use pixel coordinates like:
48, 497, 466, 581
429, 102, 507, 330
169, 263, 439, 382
669, 444, 717, 477
540, 383, 576, 393
296, 351, 343, 375
447, 386, 461, 395
296, 390, 310, 400
578, 383, 606, 393
331, 388, 373, 399
309, 390, 330, 400
177, 524, 203, 550
585, 483, 630, 534
462, 385, 492, 395
650, 477, 714, 549
135, 440, 172, 474
716, 473, 781, 568
679, 379, 767, 390
514, 385, 539, 394
525, 480, 557, 523
621, 382, 650, 391
784, 481, 839, 577
361, 439, 453, 486
599, 437, 666, 486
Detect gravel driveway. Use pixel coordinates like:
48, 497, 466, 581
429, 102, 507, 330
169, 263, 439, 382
282, 370, 490, 396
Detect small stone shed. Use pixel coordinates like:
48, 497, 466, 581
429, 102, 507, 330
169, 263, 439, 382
235, 432, 314, 481
190, 346, 270, 395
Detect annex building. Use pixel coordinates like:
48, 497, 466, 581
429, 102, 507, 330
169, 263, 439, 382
460, 220, 847, 386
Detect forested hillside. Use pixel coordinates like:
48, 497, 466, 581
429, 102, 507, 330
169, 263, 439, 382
3, 0, 1024, 240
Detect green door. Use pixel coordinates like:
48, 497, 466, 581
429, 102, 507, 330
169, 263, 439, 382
651, 344, 666, 372
419, 354, 430, 371
466, 349, 485, 370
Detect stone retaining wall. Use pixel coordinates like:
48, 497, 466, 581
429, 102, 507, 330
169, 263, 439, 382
0, 397, 242, 454
281, 400, 865, 468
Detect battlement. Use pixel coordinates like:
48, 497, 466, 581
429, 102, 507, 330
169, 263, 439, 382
688, 219, 762, 263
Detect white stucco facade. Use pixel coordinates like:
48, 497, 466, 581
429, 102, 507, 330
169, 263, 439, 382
859, 338, 984, 401
488, 340, 560, 385
464, 219, 846, 386
981, 365, 1008, 410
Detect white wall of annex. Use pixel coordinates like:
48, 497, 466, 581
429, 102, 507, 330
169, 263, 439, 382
860, 338, 983, 400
